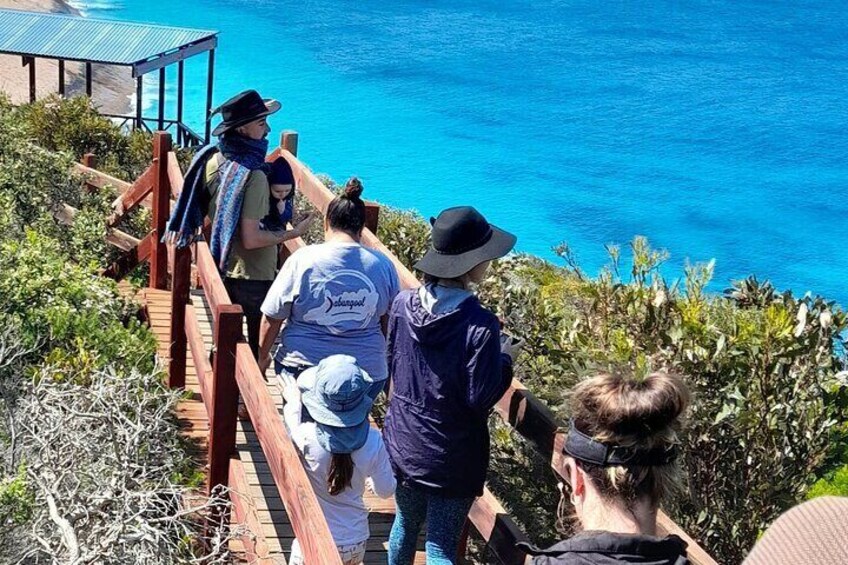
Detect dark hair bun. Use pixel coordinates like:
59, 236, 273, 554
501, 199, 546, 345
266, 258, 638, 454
572, 372, 689, 440
343, 177, 364, 200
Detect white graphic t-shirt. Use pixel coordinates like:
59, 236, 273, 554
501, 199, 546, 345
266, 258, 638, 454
261, 241, 400, 380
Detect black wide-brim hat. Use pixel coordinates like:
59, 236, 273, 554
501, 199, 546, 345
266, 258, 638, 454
414, 206, 516, 279
211, 89, 281, 137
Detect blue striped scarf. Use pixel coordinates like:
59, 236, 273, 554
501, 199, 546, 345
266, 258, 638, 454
165, 134, 269, 273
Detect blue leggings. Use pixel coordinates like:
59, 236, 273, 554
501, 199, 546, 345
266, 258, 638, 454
388, 484, 475, 565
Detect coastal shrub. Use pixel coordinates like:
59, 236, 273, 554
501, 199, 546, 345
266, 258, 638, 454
13, 94, 153, 180
0, 229, 156, 379
477, 242, 847, 563
370, 206, 848, 563
806, 464, 848, 499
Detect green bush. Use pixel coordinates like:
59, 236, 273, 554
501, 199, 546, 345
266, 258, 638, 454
11, 95, 153, 180
807, 464, 848, 499
0, 229, 156, 379
0, 465, 34, 525
372, 206, 848, 563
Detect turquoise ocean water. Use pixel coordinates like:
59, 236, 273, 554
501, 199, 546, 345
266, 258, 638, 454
76, 0, 847, 305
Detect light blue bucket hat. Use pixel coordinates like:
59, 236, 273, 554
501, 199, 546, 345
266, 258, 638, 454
298, 355, 374, 430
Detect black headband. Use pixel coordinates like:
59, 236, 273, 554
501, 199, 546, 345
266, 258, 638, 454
564, 419, 678, 467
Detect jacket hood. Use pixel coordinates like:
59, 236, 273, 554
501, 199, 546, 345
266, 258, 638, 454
399, 288, 478, 346
519, 532, 690, 565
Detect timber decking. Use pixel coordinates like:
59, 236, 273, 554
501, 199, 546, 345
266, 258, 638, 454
141, 287, 427, 565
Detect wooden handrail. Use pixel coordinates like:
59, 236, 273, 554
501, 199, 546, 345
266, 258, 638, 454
185, 304, 214, 417
54, 204, 140, 251
102, 232, 155, 280
167, 151, 184, 198
108, 164, 155, 226
72, 162, 133, 195
195, 241, 231, 319
234, 343, 345, 565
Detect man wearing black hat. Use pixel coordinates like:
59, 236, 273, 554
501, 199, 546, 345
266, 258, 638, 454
209, 90, 289, 358
167, 89, 290, 359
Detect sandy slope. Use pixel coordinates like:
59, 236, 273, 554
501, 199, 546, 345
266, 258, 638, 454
0, 0, 133, 114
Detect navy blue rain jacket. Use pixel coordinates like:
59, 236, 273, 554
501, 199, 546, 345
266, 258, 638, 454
383, 288, 513, 498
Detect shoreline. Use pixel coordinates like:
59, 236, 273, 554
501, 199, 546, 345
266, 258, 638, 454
0, 0, 134, 115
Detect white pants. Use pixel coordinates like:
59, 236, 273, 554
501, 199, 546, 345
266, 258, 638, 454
289, 538, 367, 565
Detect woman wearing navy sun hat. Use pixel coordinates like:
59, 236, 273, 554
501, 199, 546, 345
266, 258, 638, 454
383, 206, 522, 564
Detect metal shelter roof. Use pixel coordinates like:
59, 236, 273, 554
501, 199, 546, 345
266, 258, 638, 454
0, 8, 217, 76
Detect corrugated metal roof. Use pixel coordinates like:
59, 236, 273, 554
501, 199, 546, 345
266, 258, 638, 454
0, 8, 217, 67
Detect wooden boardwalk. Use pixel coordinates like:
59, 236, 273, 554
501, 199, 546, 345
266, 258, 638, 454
142, 286, 426, 565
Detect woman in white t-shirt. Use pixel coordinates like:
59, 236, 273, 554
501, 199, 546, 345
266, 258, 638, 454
282, 354, 396, 565
258, 178, 399, 396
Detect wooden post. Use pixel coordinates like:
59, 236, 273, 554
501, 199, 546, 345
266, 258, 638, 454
81, 154, 98, 193
205, 48, 215, 143
136, 76, 143, 131
176, 60, 185, 146
58, 59, 65, 96
85, 62, 92, 97
207, 304, 243, 501
281, 130, 298, 156
81, 153, 97, 169
25, 57, 35, 103
150, 132, 172, 289
168, 244, 191, 388
364, 202, 380, 234
158, 67, 166, 132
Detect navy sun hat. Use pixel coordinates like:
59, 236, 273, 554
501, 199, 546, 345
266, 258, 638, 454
298, 355, 374, 429
414, 206, 516, 279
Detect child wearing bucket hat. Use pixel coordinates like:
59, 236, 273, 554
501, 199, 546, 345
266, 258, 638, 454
383, 206, 522, 564
282, 354, 396, 565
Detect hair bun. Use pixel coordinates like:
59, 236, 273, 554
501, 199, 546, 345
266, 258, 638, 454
572, 371, 689, 440
343, 177, 364, 200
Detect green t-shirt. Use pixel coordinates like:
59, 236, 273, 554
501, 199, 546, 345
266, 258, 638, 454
205, 155, 277, 281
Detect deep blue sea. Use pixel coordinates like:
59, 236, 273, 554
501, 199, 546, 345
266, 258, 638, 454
76, 0, 848, 305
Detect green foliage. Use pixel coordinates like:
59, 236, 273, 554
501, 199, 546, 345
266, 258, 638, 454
370, 204, 848, 563
376, 206, 431, 269
807, 464, 848, 499
0, 229, 156, 379
0, 465, 34, 525
12, 95, 153, 180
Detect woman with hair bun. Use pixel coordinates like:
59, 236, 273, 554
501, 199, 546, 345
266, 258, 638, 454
259, 178, 399, 398
519, 371, 692, 564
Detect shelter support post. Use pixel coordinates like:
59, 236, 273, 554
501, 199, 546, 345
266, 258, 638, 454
23, 57, 35, 103
58, 59, 65, 96
85, 62, 92, 97
136, 76, 143, 131
205, 48, 215, 143
158, 67, 166, 131
177, 60, 185, 145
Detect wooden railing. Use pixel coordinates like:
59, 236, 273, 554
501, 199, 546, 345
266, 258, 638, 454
70, 132, 344, 565
71, 130, 717, 565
